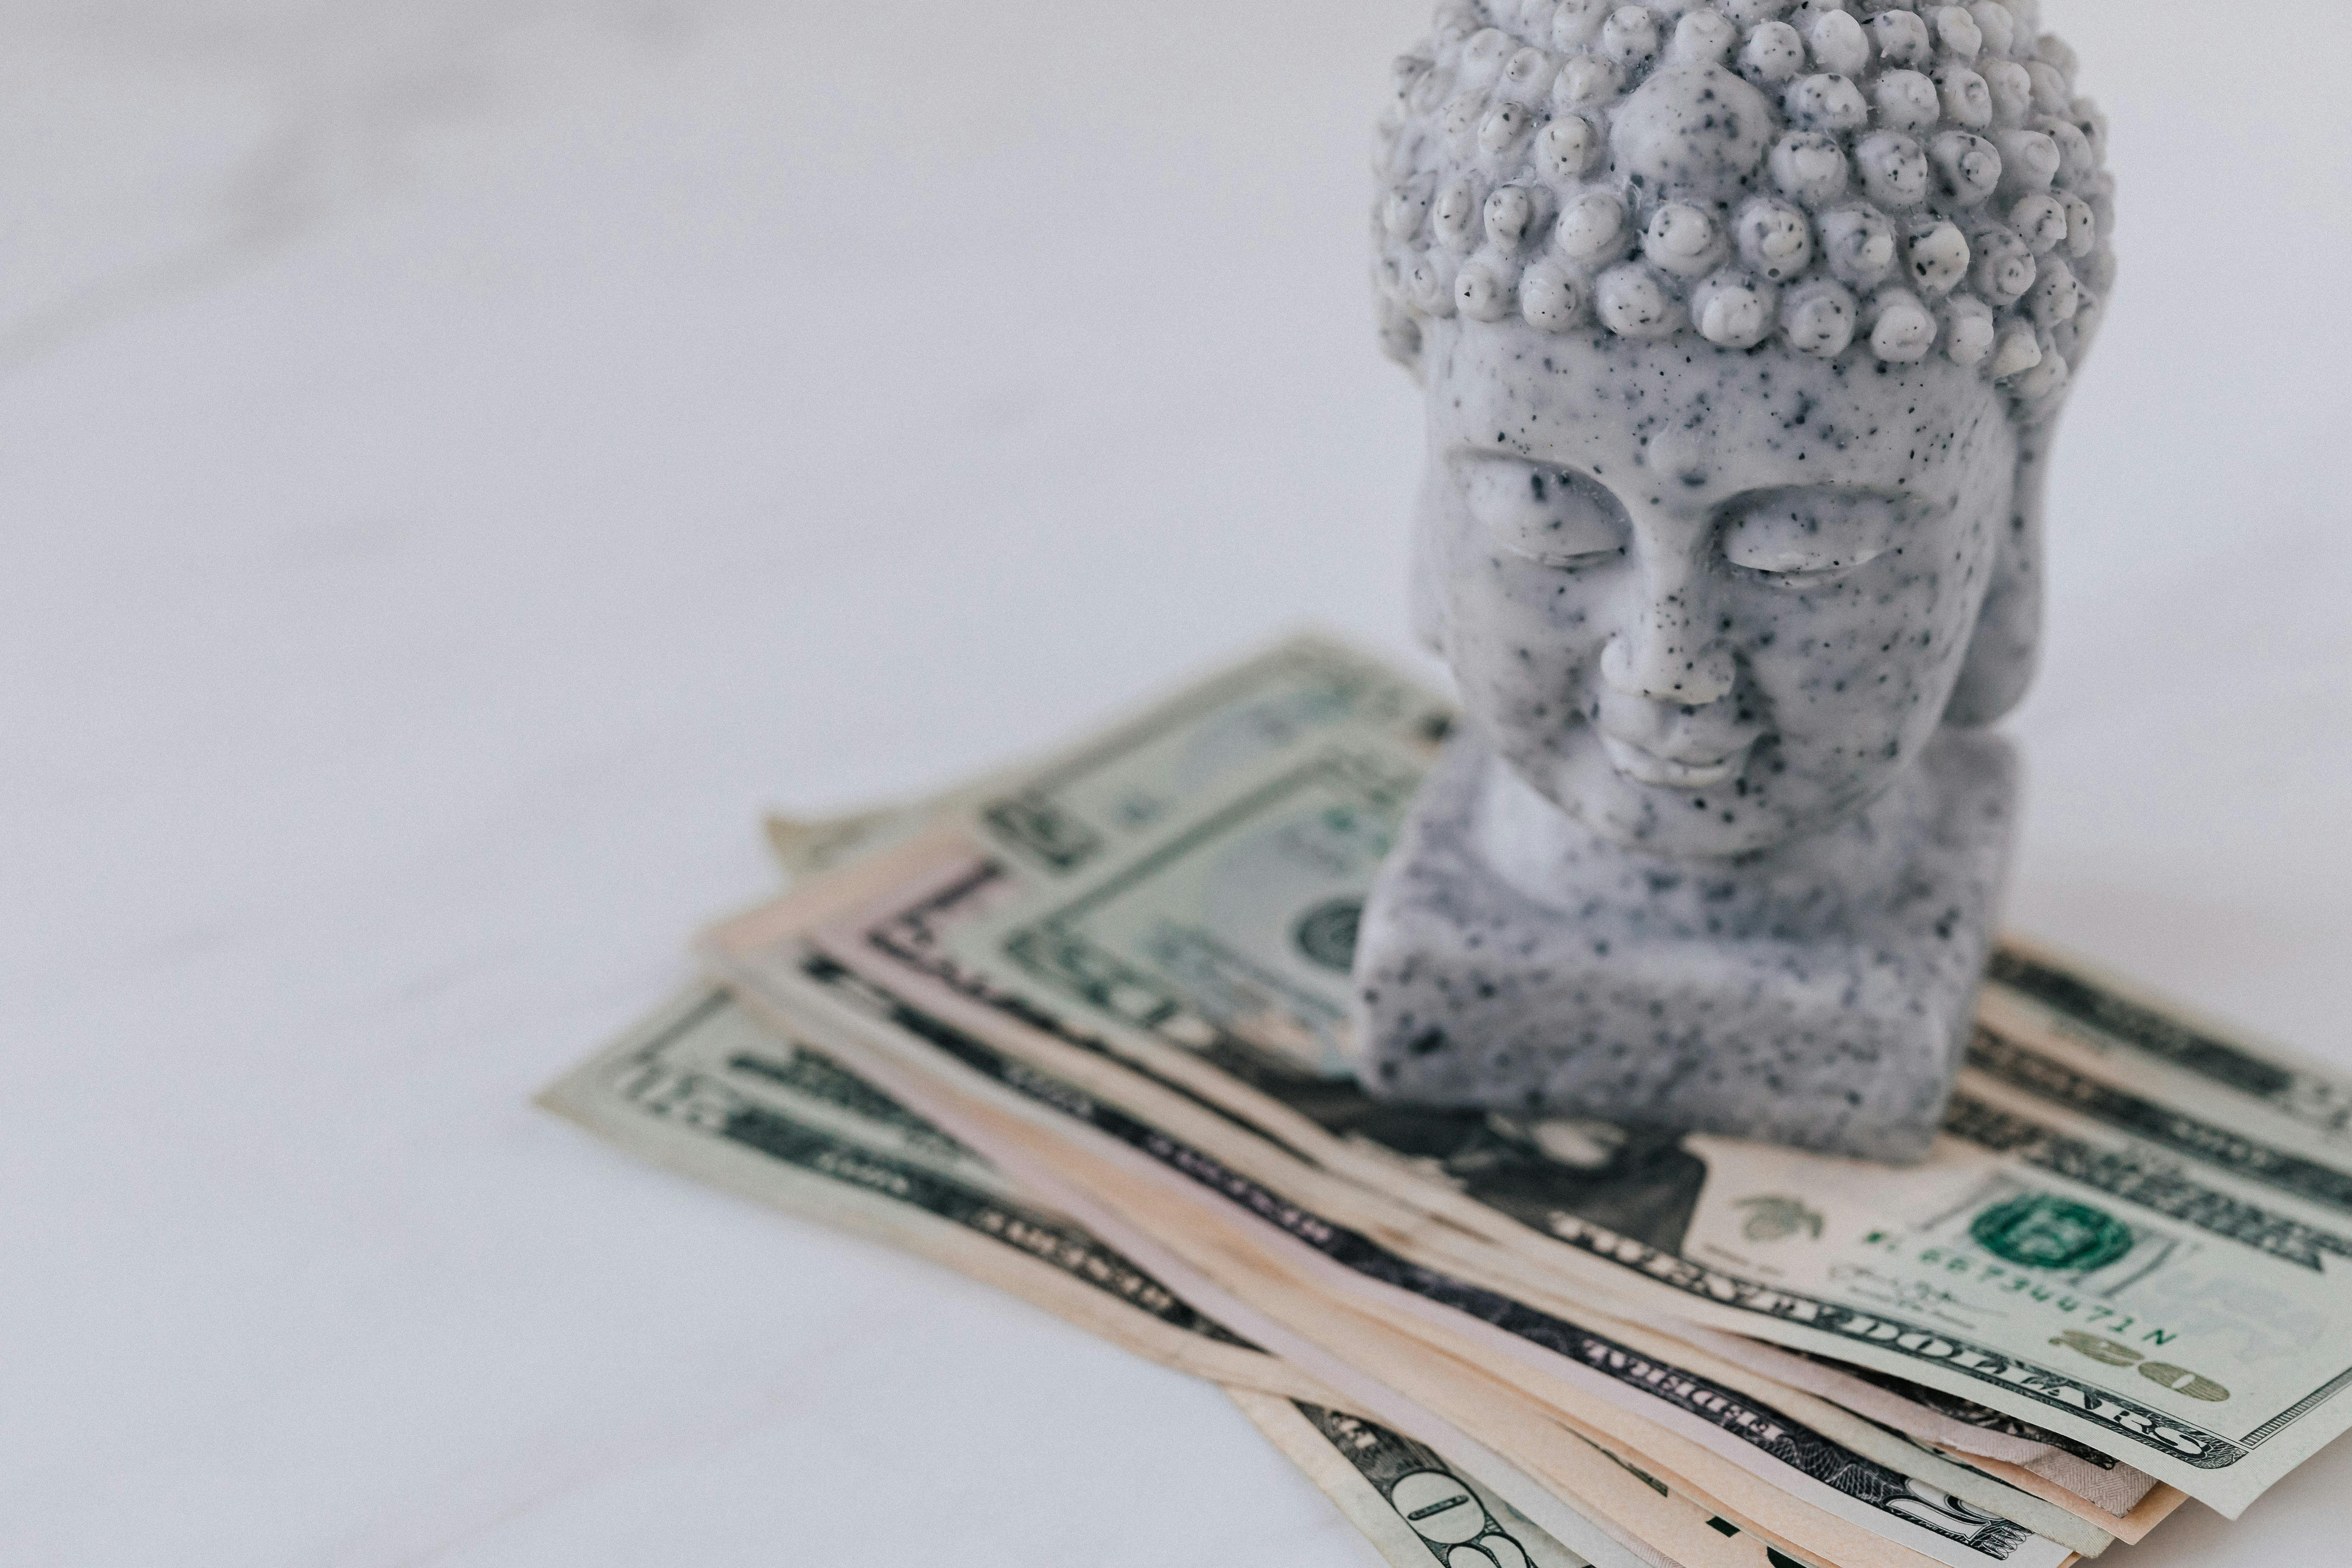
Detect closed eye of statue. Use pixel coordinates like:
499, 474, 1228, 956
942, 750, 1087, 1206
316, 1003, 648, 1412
1718, 487, 1919, 584
1458, 455, 1628, 568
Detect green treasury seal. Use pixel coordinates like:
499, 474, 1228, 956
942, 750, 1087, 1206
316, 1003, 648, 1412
1970, 1193, 2136, 1273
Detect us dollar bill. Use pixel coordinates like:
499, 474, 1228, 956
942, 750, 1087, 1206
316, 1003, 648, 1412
537, 981, 1331, 1401
1241, 1375, 1864, 1568
547, 976, 1889, 1568
1228, 1389, 1598, 1568
714, 904, 2089, 1568
1673, 1333, 2158, 1524
1981, 939, 2352, 1153
544, 982, 1668, 1568
730, 632, 2347, 1519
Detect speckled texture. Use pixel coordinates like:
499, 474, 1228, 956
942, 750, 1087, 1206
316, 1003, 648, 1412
1371, 0, 2115, 423
1351, 0, 2113, 1162
1354, 315, 2037, 1161
1357, 725, 2017, 1163
1406, 325, 2024, 856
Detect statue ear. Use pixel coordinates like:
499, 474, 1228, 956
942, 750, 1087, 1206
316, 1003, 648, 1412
1942, 440, 2050, 727
1377, 295, 1427, 382
1409, 464, 1449, 657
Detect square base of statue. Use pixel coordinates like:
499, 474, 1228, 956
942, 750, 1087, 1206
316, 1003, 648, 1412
1350, 729, 2019, 1164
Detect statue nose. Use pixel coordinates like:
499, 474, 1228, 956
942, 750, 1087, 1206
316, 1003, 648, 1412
1600, 614, 1736, 708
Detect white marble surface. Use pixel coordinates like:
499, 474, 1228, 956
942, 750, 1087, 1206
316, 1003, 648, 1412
3, 2, 2346, 1562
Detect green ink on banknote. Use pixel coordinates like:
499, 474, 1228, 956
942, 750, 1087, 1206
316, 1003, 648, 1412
1970, 1195, 2136, 1273
1735, 1196, 1826, 1243
1291, 896, 1364, 974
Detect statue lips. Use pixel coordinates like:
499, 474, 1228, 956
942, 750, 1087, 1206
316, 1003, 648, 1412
1596, 730, 1752, 791
1592, 685, 1761, 793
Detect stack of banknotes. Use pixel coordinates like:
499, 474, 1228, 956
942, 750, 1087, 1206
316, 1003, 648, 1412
544, 634, 2352, 1568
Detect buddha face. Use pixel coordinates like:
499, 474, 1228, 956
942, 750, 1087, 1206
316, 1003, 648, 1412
1416, 319, 2019, 858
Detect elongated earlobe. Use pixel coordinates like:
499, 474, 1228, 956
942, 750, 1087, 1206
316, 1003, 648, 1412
1377, 293, 1426, 380
1409, 467, 1449, 657
1944, 443, 2049, 727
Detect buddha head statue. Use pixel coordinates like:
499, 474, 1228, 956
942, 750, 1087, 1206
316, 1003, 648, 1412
1374, 0, 2111, 859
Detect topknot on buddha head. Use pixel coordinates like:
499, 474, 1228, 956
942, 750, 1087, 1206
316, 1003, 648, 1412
1371, 0, 2113, 424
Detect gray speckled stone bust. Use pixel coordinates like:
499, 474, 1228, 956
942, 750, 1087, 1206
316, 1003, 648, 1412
1352, 0, 2113, 1162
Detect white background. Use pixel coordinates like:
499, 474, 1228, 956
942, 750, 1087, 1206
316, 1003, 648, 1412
4, 0, 2346, 1562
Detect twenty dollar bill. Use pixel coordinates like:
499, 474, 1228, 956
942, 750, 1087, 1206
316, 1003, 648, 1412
764, 633, 2346, 1517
